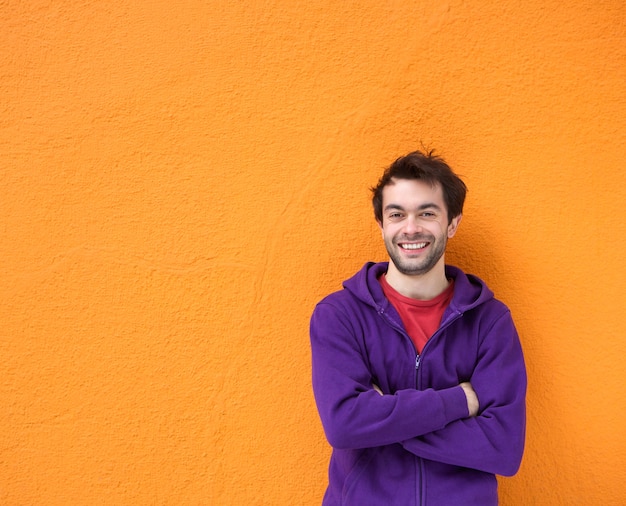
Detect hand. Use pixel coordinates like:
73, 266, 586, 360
460, 382, 479, 417
372, 383, 383, 396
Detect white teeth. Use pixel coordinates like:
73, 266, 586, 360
401, 242, 427, 250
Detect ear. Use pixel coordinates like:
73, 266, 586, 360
447, 214, 462, 238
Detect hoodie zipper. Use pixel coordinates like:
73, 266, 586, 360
378, 305, 465, 386
377, 305, 419, 367
378, 304, 465, 505
407, 310, 465, 378
414, 308, 463, 383
378, 306, 423, 389
415, 308, 464, 505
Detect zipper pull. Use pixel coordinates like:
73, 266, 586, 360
415, 355, 421, 371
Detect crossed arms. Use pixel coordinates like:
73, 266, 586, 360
310, 302, 527, 476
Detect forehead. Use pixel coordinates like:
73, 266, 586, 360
382, 178, 445, 207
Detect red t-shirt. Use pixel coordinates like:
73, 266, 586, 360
379, 274, 455, 353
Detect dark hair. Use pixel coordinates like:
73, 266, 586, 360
371, 150, 467, 224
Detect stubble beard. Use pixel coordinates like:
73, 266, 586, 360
385, 234, 447, 276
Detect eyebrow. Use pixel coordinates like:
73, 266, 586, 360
383, 202, 443, 212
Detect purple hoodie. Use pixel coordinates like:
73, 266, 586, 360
310, 262, 526, 505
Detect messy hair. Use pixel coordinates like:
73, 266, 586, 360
371, 150, 467, 224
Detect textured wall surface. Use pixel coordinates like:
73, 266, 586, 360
1, 1, 625, 504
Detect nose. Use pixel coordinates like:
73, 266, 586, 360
403, 216, 423, 235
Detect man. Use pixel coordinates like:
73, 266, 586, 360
310, 150, 526, 505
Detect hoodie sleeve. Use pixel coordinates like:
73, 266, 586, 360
400, 310, 527, 476
310, 300, 470, 450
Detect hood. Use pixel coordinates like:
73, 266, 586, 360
343, 262, 494, 315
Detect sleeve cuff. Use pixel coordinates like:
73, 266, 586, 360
438, 385, 470, 423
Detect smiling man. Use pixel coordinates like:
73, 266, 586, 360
310, 150, 527, 505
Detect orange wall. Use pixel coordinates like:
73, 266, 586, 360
2, 1, 625, 504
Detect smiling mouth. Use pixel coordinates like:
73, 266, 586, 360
399, 242, 428, 250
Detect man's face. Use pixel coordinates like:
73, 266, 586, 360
378, 178, 461, 277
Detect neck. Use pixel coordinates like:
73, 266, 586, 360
384, 260, 449, 300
